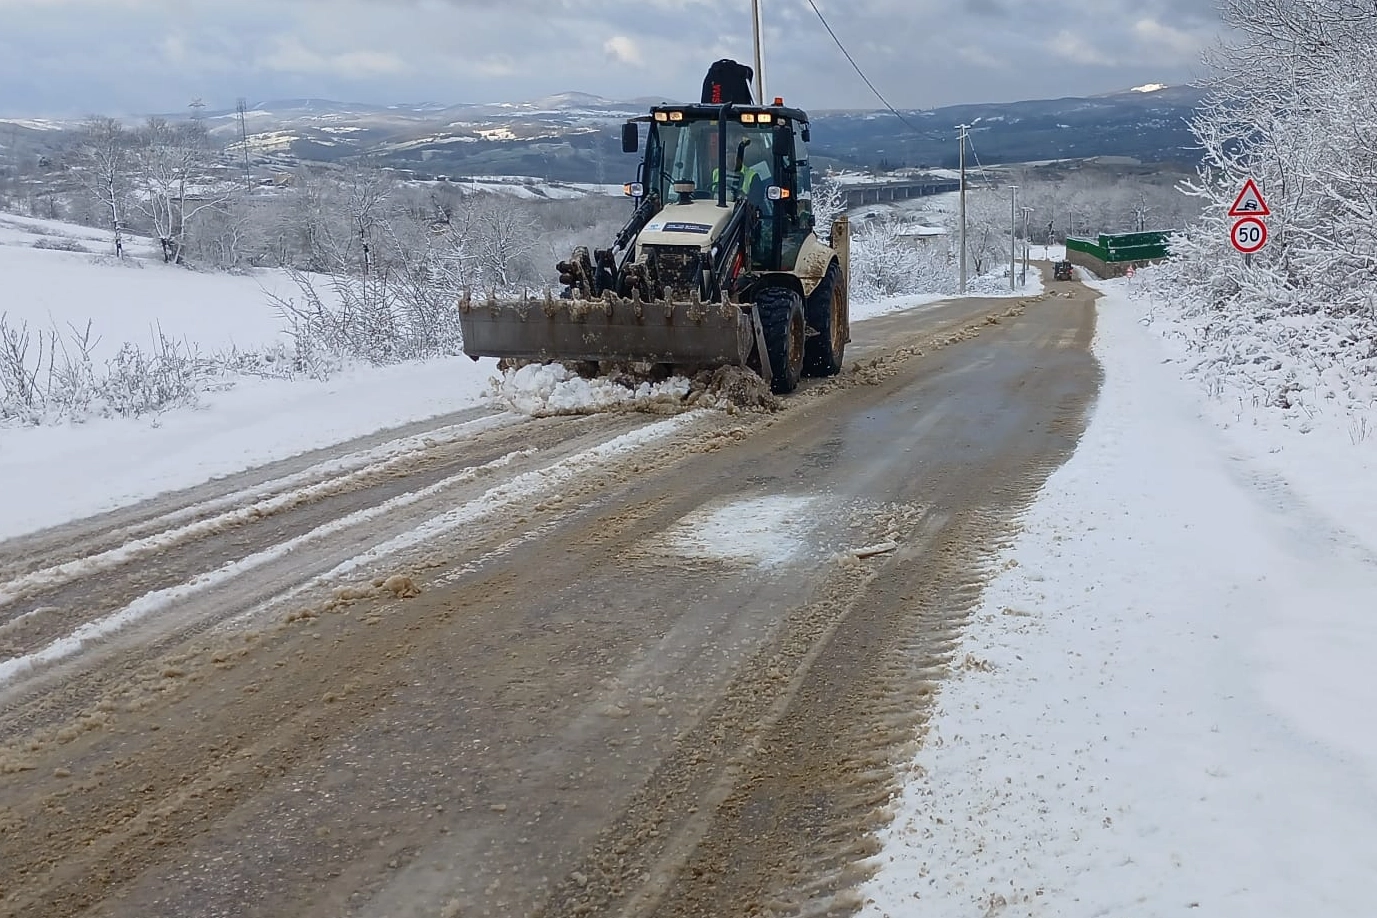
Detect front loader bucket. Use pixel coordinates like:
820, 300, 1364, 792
459, 292, 757, 369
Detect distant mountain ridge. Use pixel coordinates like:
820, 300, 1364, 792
2, 85, 1207, 183
815, 84, 1206, 169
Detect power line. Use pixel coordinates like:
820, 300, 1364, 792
965, 128, 990, 179
802, 0, 927, 135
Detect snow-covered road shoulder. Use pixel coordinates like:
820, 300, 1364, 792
861, 282, 1377, 917
0, 357, 497, 541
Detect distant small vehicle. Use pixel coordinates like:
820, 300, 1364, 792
1053, 260, 1074, 281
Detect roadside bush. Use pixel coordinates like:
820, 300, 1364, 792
98, 332, 205, 418
0, 314, 211, 423
269, 263, 464, 376
0, 314, 43, 423
31, 237, 89, 253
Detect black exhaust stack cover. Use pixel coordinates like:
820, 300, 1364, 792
702, 59, 754, 105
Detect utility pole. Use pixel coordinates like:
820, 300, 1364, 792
751, 0, 767, 103
236, 98, 251, 193
1021, 206, 1033, 285
1009, 185, 1018, 292
957, 125, 970, 295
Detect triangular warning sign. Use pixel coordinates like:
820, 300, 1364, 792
1229, 178, 1271, 217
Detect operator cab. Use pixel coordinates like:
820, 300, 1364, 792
622, 102, 817, 271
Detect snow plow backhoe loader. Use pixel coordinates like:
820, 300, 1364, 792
458, 64, 850, 394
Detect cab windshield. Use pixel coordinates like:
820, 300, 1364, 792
652, 118, 775, 203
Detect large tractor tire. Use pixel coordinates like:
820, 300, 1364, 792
757, 285, 806, 394
804, 261, 846, 377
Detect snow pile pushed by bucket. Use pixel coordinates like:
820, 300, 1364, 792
489, 363, 693, 416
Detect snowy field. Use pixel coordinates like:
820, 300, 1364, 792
0, 214, 494, 538
0, 213, 296, 359
861, 276, 1377, 917
0, 357, 496, 541
429, 176, 624, 200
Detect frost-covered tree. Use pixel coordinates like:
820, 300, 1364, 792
1169, 0, 1377, 314
69, 117, 133, 258
850, 220, 929, 300
472, 197, 539, 289
342, 165, 395, 275
811, 175, 847, 237
1001, 168, 1197, 243
963, 189, 1012, 278
1146, 0, 1377, 412
849, 220, 961, 302
269, 165, 399, 273
129, 117, 236, 263
186, 196, 267, 271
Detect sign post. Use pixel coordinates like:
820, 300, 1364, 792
1228, 179, 1271, 264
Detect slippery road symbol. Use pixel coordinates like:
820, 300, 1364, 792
1229, 178, 1272, 217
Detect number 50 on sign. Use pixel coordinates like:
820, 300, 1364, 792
1231, 216, 1267, 254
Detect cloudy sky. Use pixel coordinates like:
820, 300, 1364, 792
0, 0, 1222, 117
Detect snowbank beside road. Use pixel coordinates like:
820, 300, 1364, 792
489, 362, 692, 415
1126, 269, 1377, 555
0, 357, 495, 541
861, 280, 1377, 917
849, 253, 1050, 322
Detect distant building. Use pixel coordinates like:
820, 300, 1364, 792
897, 223, 947, 246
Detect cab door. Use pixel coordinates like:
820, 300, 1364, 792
774, 121, 814, 270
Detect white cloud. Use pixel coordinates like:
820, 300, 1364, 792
1048, 30, 1114, 67
955, 44, 1007, 71
1133, 17, 1205, 59
258, 36, 409, 78
0, 0, 1224, 115
159, 31, 189, 65
603, 35, 643, 67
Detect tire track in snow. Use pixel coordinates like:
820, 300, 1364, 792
0, 414, 518, 614
0, 448, 531, 686
0, 413, 700, 690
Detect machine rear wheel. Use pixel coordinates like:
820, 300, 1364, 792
804, 261, 846, 377
757, 286, 805, 394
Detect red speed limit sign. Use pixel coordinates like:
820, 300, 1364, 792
1231, 216, 1268, 254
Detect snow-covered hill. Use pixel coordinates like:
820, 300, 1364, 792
0, 213, 292, 360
